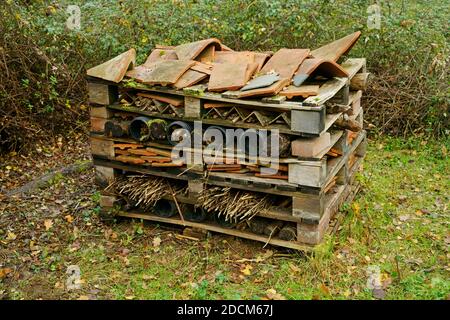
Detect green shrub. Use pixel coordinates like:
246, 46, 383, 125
1, 0, 448, 150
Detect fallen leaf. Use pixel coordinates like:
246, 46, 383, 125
6, 232, 17, 240
372, 288, 385, 299
288, 263, 301, 274
0, 268, 13, 279
265, 288, 286, 300
399, 214, 410, 222
65, 215, 74, 223
319, 283, 331, 296
152, 237, 161, 247
240, 264, 253, 276
255, 250, 273, 262
44, 219, 53, 231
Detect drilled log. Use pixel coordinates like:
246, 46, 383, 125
249, 218, 268, 235
278, 225, 297, 241
335, 117, 362, 132
263, 221, 284, 236
350, 73, 369, 91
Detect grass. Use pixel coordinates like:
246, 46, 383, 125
70, 136, 449, 300
1, 136, 448, 300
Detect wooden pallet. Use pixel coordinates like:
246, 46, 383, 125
98, 160, 362, 250
91, 130, 366, 191
88, 56, 368, 250
88, 58, 367, 136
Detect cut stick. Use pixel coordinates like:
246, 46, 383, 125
255, 173, 288, 180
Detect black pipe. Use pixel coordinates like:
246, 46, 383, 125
167, 121, 193, 146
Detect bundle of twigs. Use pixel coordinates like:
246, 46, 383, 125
199, 187, 274, 223
107, 175, 185, 210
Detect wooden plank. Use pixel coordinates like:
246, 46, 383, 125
291, 108, 326, 135
291, 132, 331, 158
90, 117, 106, 133
92, 158, 308, 197
321, 130, 366, 189
185, 96, 202, 117
295, 131, 344, 161
296, 184, 346, 244
346, 90, 362, 116
288, 159, 327, 187
323, 112, 343, 133
340, 58, 366, 79
94, 165, 115, 187
188, 180, 204, 196
116, 211, 313, 251
90, 106, 113, 119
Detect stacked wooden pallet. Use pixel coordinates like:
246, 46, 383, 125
87, 34, 368, 250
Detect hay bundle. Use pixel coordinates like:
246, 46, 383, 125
107, 175, 184, 210
199, 187, 274, 223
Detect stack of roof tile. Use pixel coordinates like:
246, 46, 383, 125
87, 32, 361, 100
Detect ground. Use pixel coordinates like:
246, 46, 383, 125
0, 134, 448, 300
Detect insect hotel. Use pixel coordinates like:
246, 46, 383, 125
87, 32, 368, 250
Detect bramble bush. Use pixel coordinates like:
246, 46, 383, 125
0, 0, 448, 151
